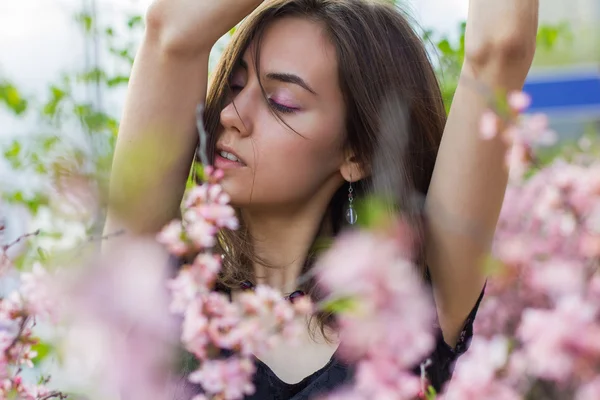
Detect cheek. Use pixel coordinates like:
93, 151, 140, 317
255, 133, 341, 188
222, 112, 346, 206
252, 135, 343, 204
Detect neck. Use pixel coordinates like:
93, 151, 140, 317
241, 202, 331, 294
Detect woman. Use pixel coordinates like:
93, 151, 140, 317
105, 0, 538, 398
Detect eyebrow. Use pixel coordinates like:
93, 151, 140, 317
238, 59, 317, 96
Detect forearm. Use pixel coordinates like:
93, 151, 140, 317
105, 0, 265, 238
425, 0, 539, 346
104, 38, 210, 238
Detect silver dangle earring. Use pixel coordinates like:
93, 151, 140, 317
345, 179, 357, 225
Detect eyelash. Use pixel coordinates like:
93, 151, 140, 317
228, 84, 297, 114
268, 99, 296, 114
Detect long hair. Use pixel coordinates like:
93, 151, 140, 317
201, 0, 446, 332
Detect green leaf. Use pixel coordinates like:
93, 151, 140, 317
483, 256, 506, 276
107, 75, 129, 87
127, 15, 144, 29
436, 39, 454, 57
77, 68, 106, 84
37, 247, 49, 262
43, 85, 67, 116
426, 386, 438, 400
4, 140, 21, 159
10, 191, 48, 214
0, 82, 28, 115
4, 140, 22, 169
109, 46, 134, 64
31, 341, 54, 366
354, 196, 395, 229
320, 296, 359, 314
75, 12, 94, 33
43, 136, 60, 151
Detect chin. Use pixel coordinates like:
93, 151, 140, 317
219, 179, 250, 207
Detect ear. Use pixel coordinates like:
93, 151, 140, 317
339, 152, 368, 183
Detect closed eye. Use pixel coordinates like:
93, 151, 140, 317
268, 99, 297, 114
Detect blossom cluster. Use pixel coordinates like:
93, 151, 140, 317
157, 167, 312, 400
0, 220, 64, 400
316, 224, 436, 400
442, 92, 600, 399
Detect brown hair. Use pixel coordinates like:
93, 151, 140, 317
202, 0, 446, 330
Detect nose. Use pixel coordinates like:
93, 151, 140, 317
220, 90, 253, 138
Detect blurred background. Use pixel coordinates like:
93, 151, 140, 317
527, 0, 600, 139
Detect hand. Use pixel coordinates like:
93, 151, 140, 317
147, 0, 264, 53
464, 0, 539, 83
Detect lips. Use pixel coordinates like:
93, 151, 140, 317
215, 143, 246, 166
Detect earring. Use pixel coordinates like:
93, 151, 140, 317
345, 179, 357, 225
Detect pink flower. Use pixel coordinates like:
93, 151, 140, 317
522, 113, 557, 146
527, 259, 585, 299
157, 220, 188, 255
189, 357, 256, 400
185, 217, 218, 249
316, 229, 435, 399
508, 91, 532, 113
480, 110, 500, 140
182, 300, 210, 359
576, 378, 600, 400
517, 296, 598, 382
357, 358, 422, 399
20, 262, 58, 321
442, 336, 520, 400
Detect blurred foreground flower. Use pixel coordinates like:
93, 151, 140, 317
317, 225, 436, 400
57, 237, 181, 400
0, 202, 66, 399
157, 167, 312, 399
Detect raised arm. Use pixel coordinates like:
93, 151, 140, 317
425, 0, 539, 346
104, 0, 263, 237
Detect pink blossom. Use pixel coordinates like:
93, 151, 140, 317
576, 378, 600, 400
20, 262, 58, 321
441, 336, 520, 400
291, 295, 313, 315
517, 296, 599, 382
189, 357, 256, 400
508, 91, 532, 113
354, 360, 422, 400
168, 254, 222, 313
168, 267, 200, 314
59, 237, 179, 400
526, 259, 585, 299
316, 229, 435, 399
480, 110, 500, 140
522, 113, 557, 146
185, 217, 218, 249
182, 300, 210, 359
157, 220, 189, 256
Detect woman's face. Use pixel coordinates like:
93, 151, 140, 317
215, 17, 350, 211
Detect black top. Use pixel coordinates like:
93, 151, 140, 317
174, 288, 484, 400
